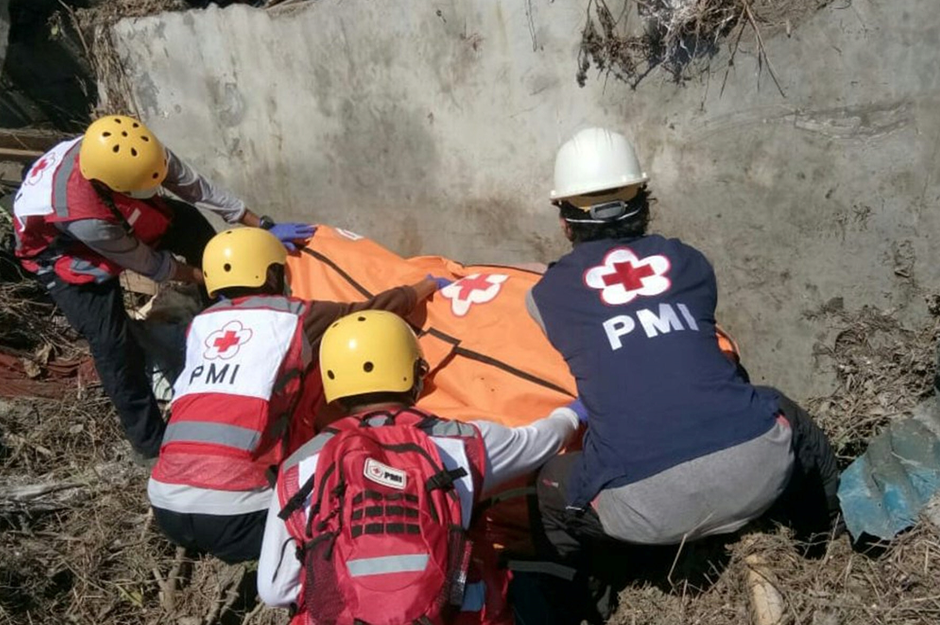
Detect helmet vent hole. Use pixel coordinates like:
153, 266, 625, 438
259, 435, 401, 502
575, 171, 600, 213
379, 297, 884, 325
131, 148, 138, 157
121, 131, 128, 137
114, 118, 121, 124
102, 132, 111, 137
363, 362, 374, 373
327, 370, 335, 380
152, 172, 160, 179
112, 145, 120, 153
141, 135, 150, 142
132, 122, 140, 128
357, 316, 366, 322
223, 263, 232, 272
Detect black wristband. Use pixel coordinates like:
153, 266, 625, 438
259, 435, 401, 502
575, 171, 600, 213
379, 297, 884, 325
259, 215, 276, 230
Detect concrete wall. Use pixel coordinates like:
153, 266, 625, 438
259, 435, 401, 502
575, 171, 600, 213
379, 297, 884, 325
111, 0, 940, 399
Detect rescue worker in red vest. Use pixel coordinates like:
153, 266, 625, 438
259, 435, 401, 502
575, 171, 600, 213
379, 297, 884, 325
148, 228, 445, 563
527, 128, 840, 575
257, 310, 582, 623
11, 115, 314, 462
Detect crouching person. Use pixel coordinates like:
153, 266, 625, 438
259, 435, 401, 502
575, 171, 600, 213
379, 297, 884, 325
148, 228, 443, 563
258, 310, 581, 623
529, 128, 841, 571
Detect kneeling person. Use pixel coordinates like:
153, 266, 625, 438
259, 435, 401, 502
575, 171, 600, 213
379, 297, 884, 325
530, 128, 840, 565
148, 228, 442, 563
258, 310, 581, 623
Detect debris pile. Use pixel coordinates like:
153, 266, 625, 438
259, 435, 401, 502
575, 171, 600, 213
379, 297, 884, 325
577, 0, 829, 87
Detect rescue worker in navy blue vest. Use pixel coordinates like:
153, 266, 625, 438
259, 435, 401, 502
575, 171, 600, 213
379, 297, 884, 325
12, 115, 314, 463
527, 128, 840, 573
149, 228, 446, 563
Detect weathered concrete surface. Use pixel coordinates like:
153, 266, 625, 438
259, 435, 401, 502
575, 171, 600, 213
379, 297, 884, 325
111, 0, 940, 400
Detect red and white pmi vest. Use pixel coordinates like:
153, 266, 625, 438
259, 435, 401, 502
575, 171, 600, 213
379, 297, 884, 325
152, 295, 319, 494
13, 138, 174, 284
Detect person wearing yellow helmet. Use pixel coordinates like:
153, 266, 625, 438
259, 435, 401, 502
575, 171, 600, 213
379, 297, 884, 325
12, 115, 314, 462
257, 310, 583, 623
146, 229, 448, 563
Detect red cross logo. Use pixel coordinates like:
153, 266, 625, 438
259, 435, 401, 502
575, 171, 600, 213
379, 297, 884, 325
25, 153, 58, 186
204, 320, 253, 360
440, 273, 509, 317
213, 331, 241, 353
584, 247, 671, 306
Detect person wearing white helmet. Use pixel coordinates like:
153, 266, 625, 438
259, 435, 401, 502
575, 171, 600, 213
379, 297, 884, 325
526, 128, 840, 573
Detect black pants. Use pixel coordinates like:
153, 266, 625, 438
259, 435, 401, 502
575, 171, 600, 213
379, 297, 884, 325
765, 388, 842, 542
152, 506, 267, 564
527, 453, 618, 625
47, 200, 216, 457
535, 453, 609, 567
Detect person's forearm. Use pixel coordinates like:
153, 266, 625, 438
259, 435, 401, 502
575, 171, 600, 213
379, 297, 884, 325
170, 262, 204, 285
473, 407, 579, 495
239, 210, 262, 227
409, 277, 437, 301
61, 220, 177, 282
303, 286, 418, 344
162, 149, 246, 223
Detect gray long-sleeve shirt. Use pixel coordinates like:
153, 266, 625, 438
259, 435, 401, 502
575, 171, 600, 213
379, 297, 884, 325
59, 149, 247, 282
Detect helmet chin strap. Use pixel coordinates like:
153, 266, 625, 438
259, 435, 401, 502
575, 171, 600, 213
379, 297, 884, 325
561, 200, 642, 224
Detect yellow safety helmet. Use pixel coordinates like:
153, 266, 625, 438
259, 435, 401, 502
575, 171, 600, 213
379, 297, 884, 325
320, 310, 425, 404
202, 227, 287, 297
79, 115, 168, 193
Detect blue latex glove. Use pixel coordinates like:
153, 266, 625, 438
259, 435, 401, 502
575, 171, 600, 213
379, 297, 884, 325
567, 398, 589, 424
269, 223, 317, 252
426, 274, 453, 290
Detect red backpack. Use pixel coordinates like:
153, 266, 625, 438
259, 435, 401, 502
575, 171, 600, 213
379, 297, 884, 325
278, 409, 487, 625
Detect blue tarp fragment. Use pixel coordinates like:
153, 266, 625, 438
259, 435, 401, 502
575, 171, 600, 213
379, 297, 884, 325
838, 402, 940, 540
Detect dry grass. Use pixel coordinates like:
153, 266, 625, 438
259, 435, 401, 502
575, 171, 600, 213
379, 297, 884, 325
805, 300, 940, 465
612, 524, 940, 625
577, 0, 831, 89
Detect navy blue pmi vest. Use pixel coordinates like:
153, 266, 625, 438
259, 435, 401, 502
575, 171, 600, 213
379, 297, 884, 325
531, 235, 780, 508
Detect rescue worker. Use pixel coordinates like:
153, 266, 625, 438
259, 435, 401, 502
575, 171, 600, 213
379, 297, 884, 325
11, 115, 314, 461
257, 310, 582, 623
148, 228, 447, 563
527, 128, 840, 569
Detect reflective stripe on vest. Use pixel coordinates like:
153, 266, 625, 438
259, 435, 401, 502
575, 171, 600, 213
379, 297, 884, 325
52, 141, 81, 218
283, 431, 335, 471
346, 554, 430, 577
154, 295, 311, 492
163, 421, 261, 453
68, 258, 113, 281
211, 296, 306, 315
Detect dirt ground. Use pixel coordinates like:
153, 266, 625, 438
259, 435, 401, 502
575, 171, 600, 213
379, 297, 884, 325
2, 206, 940, 624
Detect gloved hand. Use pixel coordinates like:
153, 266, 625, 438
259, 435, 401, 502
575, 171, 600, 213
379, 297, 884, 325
426, 274, 453, 290
567, 398, 589, 424
269, 223, 317, 252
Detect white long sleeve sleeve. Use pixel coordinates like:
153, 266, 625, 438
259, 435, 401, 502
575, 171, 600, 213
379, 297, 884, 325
161, 149, 246, 223
257, 490, 302, 608
256, 407, 579, 607
472, 407, 579, 495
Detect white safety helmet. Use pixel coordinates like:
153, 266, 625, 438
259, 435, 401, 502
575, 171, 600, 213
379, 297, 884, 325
550, 127, 649, 201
